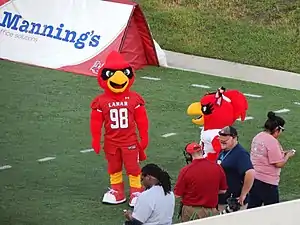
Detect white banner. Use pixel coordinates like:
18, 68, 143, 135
0, 0, 133, 68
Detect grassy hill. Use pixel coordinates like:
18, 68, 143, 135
138, 0, 300, 73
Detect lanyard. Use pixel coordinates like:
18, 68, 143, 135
217, 150, 232, 165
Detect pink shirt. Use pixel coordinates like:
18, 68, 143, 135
250, 131, 285, 186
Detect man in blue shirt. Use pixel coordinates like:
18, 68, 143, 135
217, 126, 255, 212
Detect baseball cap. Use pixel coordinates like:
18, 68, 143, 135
218, 126, 238, 137
185, 142, 203, 154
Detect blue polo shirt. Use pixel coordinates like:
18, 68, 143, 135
217, 143, 253, 205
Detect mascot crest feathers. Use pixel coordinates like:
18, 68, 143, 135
97, 51, 135, 94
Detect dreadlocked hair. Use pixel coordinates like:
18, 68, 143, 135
141, 163, 172, 195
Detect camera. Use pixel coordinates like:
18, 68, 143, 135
220, 196, 241, 214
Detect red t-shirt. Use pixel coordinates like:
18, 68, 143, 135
174, 158, 228, 208
91, 91, 145, 146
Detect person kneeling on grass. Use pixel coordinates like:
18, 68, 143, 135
123, 163, 175, 225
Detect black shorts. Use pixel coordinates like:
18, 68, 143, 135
248, 179, 279, 209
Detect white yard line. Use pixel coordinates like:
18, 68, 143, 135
80, 149, 94, 153
0, 165, 12, 171
273, 108, 290, 113
161, 133, 177, 138
191, 84, 211, 89
236, 116, 254, 121
140, 76, 161, 81
243, 93, 262, 98
294, 102, 300, 105
37, 157, 56, 162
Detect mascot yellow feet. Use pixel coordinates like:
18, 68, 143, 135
102, 172, 126, 205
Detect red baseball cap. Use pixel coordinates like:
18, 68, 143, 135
185, 142, 203, 154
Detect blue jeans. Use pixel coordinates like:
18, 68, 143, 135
248, 179, 279, 209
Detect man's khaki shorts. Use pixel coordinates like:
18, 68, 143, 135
181, 205, 219, 222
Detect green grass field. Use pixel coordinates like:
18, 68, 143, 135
139, 0, 300, 73
1, 60, 300, 224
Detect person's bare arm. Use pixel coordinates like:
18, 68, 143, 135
240, 169, 255, 198
274, 151, 295, 168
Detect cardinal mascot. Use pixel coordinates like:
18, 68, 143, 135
90, 51, 149, 207
187, 86, 248, 161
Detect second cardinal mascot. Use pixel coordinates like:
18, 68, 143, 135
90, 51, 149, 207
187, 87, 248, 162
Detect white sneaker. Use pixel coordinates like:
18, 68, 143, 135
102, 188, 126, 204
129, 192, 141, 207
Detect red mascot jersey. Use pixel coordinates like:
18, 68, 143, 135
91, 91, 145, 146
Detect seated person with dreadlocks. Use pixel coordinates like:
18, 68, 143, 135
174, 142, 228, 222
123, 163, 175, 225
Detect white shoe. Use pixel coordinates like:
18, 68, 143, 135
129, 192, 141, 207
102, 188, 126, 204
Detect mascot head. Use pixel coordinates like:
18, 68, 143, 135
97, 51, 135, 94
187, 87, 248, 130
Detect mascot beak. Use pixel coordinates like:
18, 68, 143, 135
107, 71, 129, 93
187, 102, 204, 125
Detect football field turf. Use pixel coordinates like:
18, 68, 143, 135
1, 60, 300, 225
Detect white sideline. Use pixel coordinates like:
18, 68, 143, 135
174, 199, 300, 225
161, 133, 177, 138
273, 108, 290, 113
164, 50, 300, 91
80, 149, 94, 153
37, 157, 56, 162
0, 165, 12, 170
243, 93, 262, 98
141, 76, 161, 81
191, 84, 211, 89
236, 116, 254, 121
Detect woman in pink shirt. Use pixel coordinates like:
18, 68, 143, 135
248, 111, 295, 209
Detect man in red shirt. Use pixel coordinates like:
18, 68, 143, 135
174, 142, 228, 222
90, 51, 149, 207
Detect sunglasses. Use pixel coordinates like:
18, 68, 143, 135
219, 133, 237, 137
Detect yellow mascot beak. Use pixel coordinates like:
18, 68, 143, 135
107, 71, 129, 93
187, 102, 204, 125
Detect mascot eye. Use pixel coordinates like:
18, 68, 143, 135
105, 70, 114, 77
124, 68, 131, 76
202, 103, 214, 115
